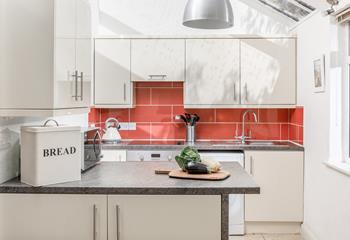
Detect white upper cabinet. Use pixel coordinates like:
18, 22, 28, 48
185, 39, 240, 107
0, 0, 94, 116
131, 39, 185, 81
240, 38, 296, 105
95, 39, 132, 107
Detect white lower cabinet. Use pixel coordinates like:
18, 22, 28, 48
0, 194, 108, 240
244, 151, 304, 222
107, 195, 221, 240
101, 150, 127, 162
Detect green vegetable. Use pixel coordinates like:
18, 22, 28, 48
175, 147, 201, 171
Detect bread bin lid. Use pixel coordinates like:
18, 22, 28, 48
21, 119, 81, 133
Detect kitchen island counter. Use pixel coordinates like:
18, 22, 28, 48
0, 162, 259, 195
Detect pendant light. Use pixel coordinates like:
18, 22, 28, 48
183, 0, 234, 29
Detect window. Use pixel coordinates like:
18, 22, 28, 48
327, 21, 350, 175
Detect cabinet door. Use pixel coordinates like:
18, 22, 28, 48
245, 151, 304, 222
185, 39, 240, 107
95, 39, 132, 107
54, 38, 80, 108
241, 38, 296, 105
108, 195, 221, 240
76, 38, 93, 107
131, 39, 185, 81
55, 0, 76, 38
76, 0, 93, 38
0, 194, 107, 240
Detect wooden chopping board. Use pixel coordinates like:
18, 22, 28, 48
168, 169, 230, 181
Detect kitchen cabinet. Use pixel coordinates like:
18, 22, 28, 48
185, 39, 240, 108
131, 39, 185, 82
0, 0, 94, 116
101, 149, 127, 162
0, 194, 107, 240
240, 38, 296, 105
94, 39, 133, 108
107, 195, 221, 240
244, 151, 304, 222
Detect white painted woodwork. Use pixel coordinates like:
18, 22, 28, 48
185, 39, 240, 107
94, 39, 132, 107
131, 39, 185, 81
0, 0, 93, 116
101, 150, 127, 162
0, 194, 107, 240
240, 38, 296, 105
245, 151, 304, 222
107, 195, 221, 240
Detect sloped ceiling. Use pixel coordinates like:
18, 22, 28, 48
301, 0, 329, 9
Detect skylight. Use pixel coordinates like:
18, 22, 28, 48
256, 0, 316, 21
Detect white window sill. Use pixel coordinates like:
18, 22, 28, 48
324, 161, 350, 177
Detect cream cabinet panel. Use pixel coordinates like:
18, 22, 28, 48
131, 39, 185, 81
0, 194, 107, 240
185, 39, 240, 107
108, 195, 221, 240
241, 38, 296, 105
95, 39, 132, 107
245, 151, 304, 222
76, 0, 94, 38
55, 0, 76, 38
101, 150, 127, 162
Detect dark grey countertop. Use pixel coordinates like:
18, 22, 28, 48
102, 140, 304, 151
0, 162, 259, 195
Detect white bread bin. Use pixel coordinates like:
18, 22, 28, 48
21, 120, 81, 186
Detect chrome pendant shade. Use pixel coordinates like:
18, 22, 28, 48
183, 0, 234, 29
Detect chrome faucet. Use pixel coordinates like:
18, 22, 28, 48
235, 110, 258, 144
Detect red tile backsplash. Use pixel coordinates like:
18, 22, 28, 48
89, 82, 304, 145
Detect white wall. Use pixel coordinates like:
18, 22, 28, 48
97, 0, 294, 36
294, 11, 350, 240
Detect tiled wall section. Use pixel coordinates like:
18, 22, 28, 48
89, 82, 304, 145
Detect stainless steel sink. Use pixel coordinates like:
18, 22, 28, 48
246, 141, 276, 146
212, 141, 288, 147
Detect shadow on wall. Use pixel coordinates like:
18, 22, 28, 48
99, 11, 141, 35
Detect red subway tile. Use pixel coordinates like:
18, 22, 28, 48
88, 108, 100, 124
151, 123, 186, 140
281, 124, 289, 140
130, 106, 172, 122
127, 123, 151, 140
151, 88, 183, 105
239, 124, 281, 140
216, 109, 258, 123
135, 82, 173, 88
135, 88, 151, 105
196, 124, 237, 140
290, 107, 304, 126
298, 126, 304, 145
289, 124, 299, 142
173, 82, 184, 87
259, 109, 289, 123
177, 106, 215, 123
101, 109, 130, 123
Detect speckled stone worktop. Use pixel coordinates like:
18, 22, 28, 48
0, 162, 259, 195
102, 140, 304, 151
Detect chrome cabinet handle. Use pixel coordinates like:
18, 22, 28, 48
71, 70, 79, 101
250, 156, 254, 175
148, 74, 167, 80
233, 82, 237, 102
93, 204, 97, 240
116, 205, 120, 240
123, 83, 126, 102
79, 72, 84, 101
245, 83, 248, 102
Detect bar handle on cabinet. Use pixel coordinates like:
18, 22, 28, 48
233, 82, 237, 102
116, 205, 120, 240
71, 70, 79, 101
123, 83, 126, 102
148, 74, 167, 80
93, 204, 97, 240
249, 156, 254, 175
79, 72, 84, 101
